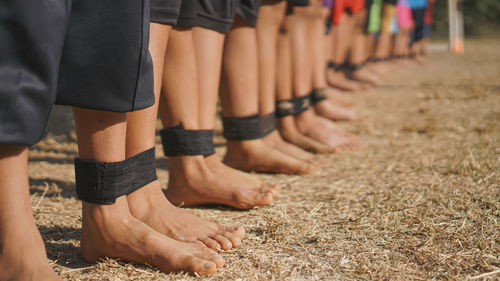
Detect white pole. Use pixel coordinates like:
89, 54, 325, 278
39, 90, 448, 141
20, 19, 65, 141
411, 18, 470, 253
448, 0, 456, 51
448, 0, 464, 53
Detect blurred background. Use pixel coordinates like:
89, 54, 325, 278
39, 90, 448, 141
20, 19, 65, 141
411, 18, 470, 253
433, 0, 500, 38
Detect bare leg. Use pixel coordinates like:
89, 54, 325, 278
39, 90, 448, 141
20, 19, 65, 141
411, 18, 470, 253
220, 15, 314, 174
275, 13, 334, 153
289, 4, 360, 152
325, 30, 357, 107
327, 12, 367, 91
0, 146, 62, 281
311, 5, 358, 121
189, 25, 281, 192
125, 24, 245, 251
157, 27, 276, 209
256, 0, 330, 155
73, 107, 223, 275
369, 31, 395, 75
394, 28, 417, 67
348, 11, 383, 85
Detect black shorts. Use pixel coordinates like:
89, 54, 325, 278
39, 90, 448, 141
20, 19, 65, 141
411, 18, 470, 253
411, 8, 426, 43
383, 0, 397, 4
196, 0, 261, 32
365, 0, 374, 9
0, 0, 154, 146
151, 0, 261, 32
287, 0, 310, 6
150, 0, 197, 27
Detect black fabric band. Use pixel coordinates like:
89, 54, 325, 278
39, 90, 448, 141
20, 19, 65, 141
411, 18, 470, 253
327, 61, 344, 71
260, 112, 276, 137
75, 148, 157, 205
369, 57, 388, 63
276, 95, 311, 117
310, 89, 328, 104
345, 61, 368, 71
222, 113, 264, 140
161, 123, 215, 156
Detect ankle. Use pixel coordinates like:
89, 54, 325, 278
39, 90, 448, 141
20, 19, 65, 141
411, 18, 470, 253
82, 199, 132, 228
168, 155, 207, 175
204, 154, 222, 166
127, 182, 165, 219
260, 131, 280, 146
226, 139, 260, 154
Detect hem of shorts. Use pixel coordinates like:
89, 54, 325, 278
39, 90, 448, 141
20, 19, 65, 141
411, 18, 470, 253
151, 18, 178, 25
55, 95, 155, 113
0, 139, 40, 146
196, 13, 233, 33
150, 10, 180, 26
176, 16, 197, 28
261, 0, 286, 5
287, 0, 310, 6
237, 7, 259, 27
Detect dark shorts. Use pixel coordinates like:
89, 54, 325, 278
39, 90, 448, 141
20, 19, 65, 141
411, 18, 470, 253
150, 0, 197, 27
0, 0, 154, 146
411, 7, 425, 43
197, 0, 261, 32
150, 0, 183, 25
151, 0, 260, 32
287, 0, 310, 6
383, 0, 397, 4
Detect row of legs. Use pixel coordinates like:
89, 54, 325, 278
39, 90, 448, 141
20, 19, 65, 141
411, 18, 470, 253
0, 1, 365, 280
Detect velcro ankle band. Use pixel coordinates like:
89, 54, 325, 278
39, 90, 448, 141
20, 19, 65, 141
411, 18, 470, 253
74, 148, 157, 204
161, 123, 215, 156
310, 89, 328, 103
222, 113, 264, 140
276, 95, 311, 117
260, 112, 276, 137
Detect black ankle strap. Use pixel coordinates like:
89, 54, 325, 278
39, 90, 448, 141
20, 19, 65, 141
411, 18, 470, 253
161, 123, 215, 156
369, 57, 384, 63
260, 112, 276, 137
310, 89, 328, 103
327, 61, 344, 71
222, 113, 264, 140
75, 148, 158, 204
345, 61, 367, 71
276, 95, 311, 117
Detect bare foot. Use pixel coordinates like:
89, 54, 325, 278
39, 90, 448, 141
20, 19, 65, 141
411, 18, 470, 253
260, 130, 315, 162
204, 154, 276, 189
366, 61, 393, 77
0, 221, 62, 281
224, 139, 314, 174
127, 182, 245, 250
80, 199, 224, 275
324, 88, 355, 108
413, 55, 428, 64
327, 69, 366, 92
295, 110, 360, 152
313, 100, 358, 122
349, 67, 384, 86
165, 156, 276, 209
277, 116, 334, 154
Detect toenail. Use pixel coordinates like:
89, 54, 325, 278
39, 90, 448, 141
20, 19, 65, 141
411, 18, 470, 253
203, 262, 214, 269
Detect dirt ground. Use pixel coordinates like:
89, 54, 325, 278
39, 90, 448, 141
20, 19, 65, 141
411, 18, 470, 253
29, 39, 499, 280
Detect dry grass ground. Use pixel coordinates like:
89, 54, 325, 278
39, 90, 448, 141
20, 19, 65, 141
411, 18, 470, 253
29, 39, 499, 280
